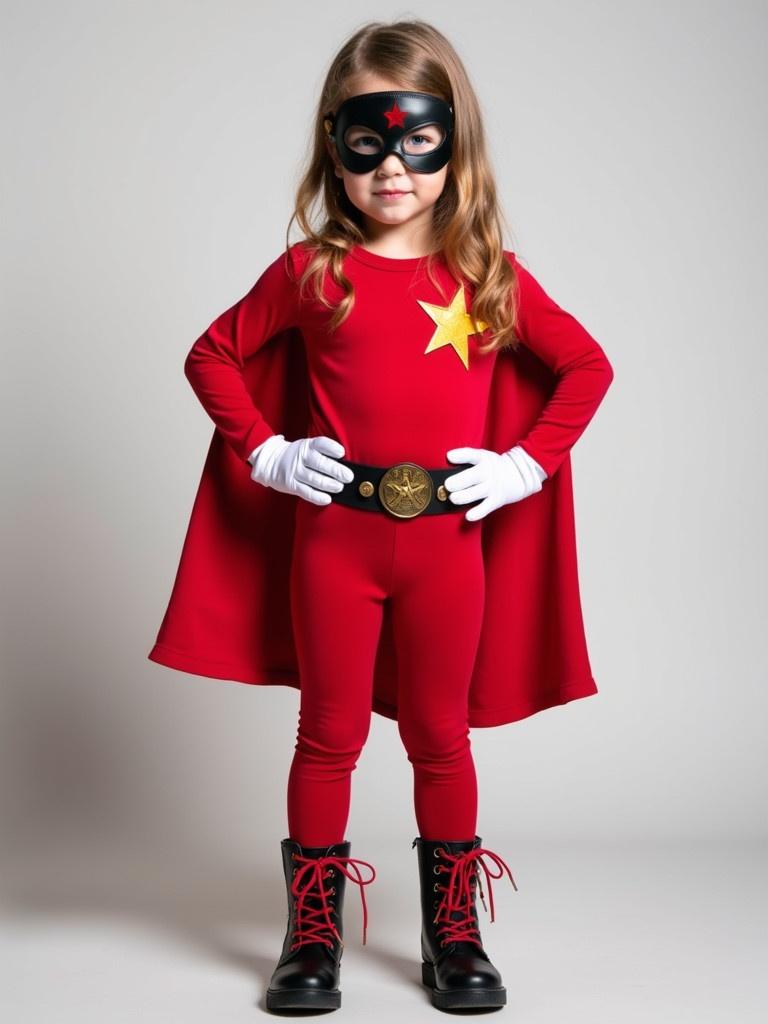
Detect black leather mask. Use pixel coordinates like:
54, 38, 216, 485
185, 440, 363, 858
323, 90, 454, 174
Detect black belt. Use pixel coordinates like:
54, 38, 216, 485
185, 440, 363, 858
332, 458, 476, 519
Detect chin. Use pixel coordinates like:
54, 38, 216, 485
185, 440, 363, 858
368, 212, 413, 226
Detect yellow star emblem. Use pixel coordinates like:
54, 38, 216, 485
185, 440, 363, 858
417, 284, 488, 370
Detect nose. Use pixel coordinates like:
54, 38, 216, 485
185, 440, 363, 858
376, 152, 408, 176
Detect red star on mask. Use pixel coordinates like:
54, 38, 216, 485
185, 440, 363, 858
383, 100, 408, 129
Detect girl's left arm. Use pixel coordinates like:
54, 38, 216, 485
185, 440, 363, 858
509, 252, 615, 479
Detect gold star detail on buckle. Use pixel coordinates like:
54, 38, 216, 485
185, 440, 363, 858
378, 463, 433, 518
417, 284, 488, 370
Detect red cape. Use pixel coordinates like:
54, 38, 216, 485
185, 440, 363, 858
148, 319, 602, 727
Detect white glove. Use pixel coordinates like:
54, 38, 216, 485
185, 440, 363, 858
247, 433, 354, 506
444, 445, 547, 522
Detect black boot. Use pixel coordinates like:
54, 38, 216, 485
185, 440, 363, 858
265, 837, 376, 1012
412, 834, 518, 1011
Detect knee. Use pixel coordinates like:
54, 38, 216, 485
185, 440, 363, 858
295, 709, 370, 768
397, 711, 471, 764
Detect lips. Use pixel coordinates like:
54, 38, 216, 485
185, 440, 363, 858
375, 190, 411, 195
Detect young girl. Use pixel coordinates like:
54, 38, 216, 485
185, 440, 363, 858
148, 18, 614, 1015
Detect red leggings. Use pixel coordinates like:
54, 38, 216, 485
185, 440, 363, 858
287, 496, 486, 846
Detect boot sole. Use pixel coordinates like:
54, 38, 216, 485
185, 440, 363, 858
421, 960, 506, 1009
266, 986, 341, 1011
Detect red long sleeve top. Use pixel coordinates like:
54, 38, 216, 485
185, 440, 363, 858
183, 242, 613, 479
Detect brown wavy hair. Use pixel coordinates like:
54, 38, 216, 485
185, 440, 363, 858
285, 18, 522, 353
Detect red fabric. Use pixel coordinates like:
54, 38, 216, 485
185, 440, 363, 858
148, 241, 614, 726
288, 495, 486, 845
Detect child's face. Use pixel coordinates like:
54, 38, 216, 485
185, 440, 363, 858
326, 77, 450, 237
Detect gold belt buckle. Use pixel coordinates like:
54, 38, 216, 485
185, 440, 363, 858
378, 462, 434, 519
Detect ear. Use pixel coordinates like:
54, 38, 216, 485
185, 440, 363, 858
325, 139, 344, 178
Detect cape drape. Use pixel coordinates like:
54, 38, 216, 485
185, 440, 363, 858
148, 322, 599, 727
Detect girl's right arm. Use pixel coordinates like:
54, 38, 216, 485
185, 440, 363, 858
183, 246, 303, 463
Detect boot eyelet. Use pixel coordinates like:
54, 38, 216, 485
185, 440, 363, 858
433, 882, 439, 891
329, 887, 336, 895
292, 867, 297, 875
433, 847, 443, 858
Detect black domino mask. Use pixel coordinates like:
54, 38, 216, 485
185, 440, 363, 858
323, 90, 454, 174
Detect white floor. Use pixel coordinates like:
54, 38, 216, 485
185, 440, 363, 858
1, 838, 765, 1021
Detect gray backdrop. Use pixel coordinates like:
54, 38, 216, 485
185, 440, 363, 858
2, 2, 765, 1021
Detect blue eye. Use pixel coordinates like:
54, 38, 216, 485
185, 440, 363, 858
345, 131, 382, 153
402, 127, 444, 154
344, 123, 445, 155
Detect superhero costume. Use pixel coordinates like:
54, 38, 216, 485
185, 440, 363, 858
150, 89, 616, 1009
147, 240, 614, 728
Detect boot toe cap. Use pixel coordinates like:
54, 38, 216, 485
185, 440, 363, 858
269, 957, 339, 992
441, 954, 502, 990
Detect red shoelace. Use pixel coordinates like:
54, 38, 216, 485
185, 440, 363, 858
289, 852, 377, 949
433, 845, 518, 947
